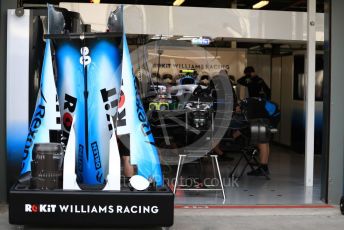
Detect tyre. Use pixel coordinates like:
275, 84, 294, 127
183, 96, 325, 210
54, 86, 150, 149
340, 196, 344, 215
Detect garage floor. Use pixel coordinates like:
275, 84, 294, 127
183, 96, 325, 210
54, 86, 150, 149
172, 144, 322, 205
1, 204, 343, 230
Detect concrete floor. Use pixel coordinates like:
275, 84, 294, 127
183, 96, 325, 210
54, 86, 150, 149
1, 204, 344, 230
173, 144, 323, 205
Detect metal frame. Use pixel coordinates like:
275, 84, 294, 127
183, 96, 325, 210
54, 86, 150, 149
6, 9, 31, 187
174, 111, 226, 200
174, 154, 226, 201
320, 0, 331, 203
0, 0, 6, 204
305, 0, 316, 187
326, 0, 344, 204
0, 0, 17, 203
19, 0, 120, 6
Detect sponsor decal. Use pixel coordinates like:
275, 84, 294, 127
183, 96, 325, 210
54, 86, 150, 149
91, 142, 101, 170
22, 104, 45, 169
25, 204, 57, 213
116, 79, 127, 129
80, 47, 91, 66
24, 204, 159, 214
96, 171, 103, 183
61, 94, 77, 147
101, 87, 118, 131
118, 90, 125, 108
134, 78, 152, 137
116, 108, 126, 127
78, 144, 84, 178
90, 141, 103, 183
152, 63, 230, 71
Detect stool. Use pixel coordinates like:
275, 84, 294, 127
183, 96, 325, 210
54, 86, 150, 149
173, 153, 226, 201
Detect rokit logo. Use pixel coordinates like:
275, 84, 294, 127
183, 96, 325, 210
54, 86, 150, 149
117, 90, 126, 128
24, 204, 159, 214
61, 94, 77, 147
101, 87, 118, 131
25, 204, 57, 213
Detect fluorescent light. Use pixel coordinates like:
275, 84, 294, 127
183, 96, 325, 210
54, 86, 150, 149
173, 0, 185, 6
176, 35, 198, 40
177, 37, 194, 40
182, 35, 198, 38
253, 1, 269, 9
151, 37, 169, 40
151, 34, 173, 40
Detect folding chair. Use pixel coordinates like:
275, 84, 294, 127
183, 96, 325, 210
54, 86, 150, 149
228, 145, 270, 180
228, 118, 277, 180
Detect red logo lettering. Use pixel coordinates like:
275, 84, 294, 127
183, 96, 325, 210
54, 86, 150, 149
119, 91, 125, 108
31, 204, 38, 213
63, 113, 73, 130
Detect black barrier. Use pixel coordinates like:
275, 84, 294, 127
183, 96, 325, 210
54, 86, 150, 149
9, 183, 174, 227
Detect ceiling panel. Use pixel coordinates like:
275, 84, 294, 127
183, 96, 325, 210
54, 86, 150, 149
21, 0, 324, 12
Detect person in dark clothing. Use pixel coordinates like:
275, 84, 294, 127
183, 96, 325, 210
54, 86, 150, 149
237, 66, 271, 100
237, 66, 273, 176
117, 134, 135, 177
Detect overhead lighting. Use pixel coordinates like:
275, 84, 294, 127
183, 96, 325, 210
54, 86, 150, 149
176, 35, 197, 40
151, 34, 173, 40
252, 1, 269, 9
173, 0, 185, 6
177, 37, 194, 41
182, 35, 198, 38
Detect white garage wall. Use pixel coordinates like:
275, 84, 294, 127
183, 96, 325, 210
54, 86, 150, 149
60, 3, 324, 42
